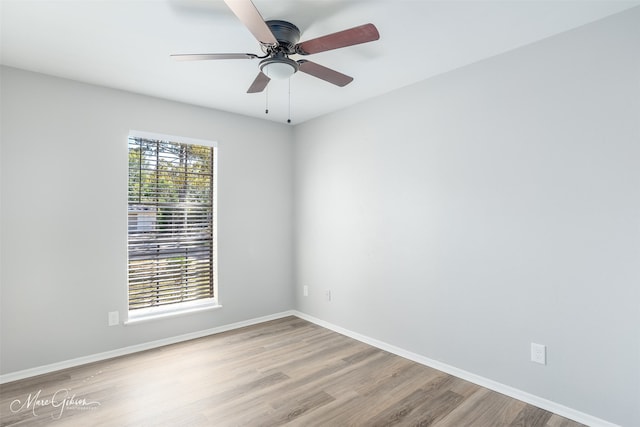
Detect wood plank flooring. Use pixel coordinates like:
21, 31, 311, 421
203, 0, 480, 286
0, 316, 586, 426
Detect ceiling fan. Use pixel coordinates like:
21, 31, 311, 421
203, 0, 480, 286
171, 0, 380, 93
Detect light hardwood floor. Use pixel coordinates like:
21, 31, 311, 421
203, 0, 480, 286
1, 316, 585, 426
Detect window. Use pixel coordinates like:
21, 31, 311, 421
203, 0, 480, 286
127, 131, 218, 321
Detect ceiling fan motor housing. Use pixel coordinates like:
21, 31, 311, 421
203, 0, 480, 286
262, 20, 301, 54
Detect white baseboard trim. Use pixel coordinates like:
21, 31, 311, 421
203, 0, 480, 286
0, 310, 295, 384
291, 310, 619, 427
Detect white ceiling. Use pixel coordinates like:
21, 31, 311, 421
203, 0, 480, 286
1, 0, 638, 124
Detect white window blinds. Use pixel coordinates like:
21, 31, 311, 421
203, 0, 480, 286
127, 135, 216, 311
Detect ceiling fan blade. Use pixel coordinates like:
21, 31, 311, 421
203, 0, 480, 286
171, 53, 259, 61
247, 72, 271, 93
223, 0, 278, 46
296, 23, 379, 55
297, 60, 353, 87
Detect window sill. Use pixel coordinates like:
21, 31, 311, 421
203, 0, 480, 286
124, 301, 222, 325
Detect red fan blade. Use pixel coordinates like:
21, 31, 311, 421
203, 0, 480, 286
224, 0, 277, 46
247, 72, 271, 93
171, 53, 259, 61
296, 23, 379, 55
297, 60, 353, 87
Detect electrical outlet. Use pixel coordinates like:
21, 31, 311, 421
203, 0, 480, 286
325, 289, 332, 302
303, 285, 308, 297
531, 343, 546, 365
108, 311, 119, 326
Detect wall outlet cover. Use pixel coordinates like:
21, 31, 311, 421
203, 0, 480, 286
108, 311, 119, 326
531, 342, 546, 365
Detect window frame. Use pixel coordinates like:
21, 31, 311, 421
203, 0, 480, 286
125, 130, 220, 325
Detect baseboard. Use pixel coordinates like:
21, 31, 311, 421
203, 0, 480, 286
292, 310, 619, 427
0, 310, 295, 384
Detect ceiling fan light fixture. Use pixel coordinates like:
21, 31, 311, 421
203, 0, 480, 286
260, 56, 299, 79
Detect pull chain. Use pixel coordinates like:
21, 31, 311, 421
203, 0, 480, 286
287, 78, 291, 124
265, 83, 269, 115
265, 70, 269, 114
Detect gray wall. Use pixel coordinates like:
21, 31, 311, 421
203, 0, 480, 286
0, 67, 294, 373
293, 8, 639, 427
